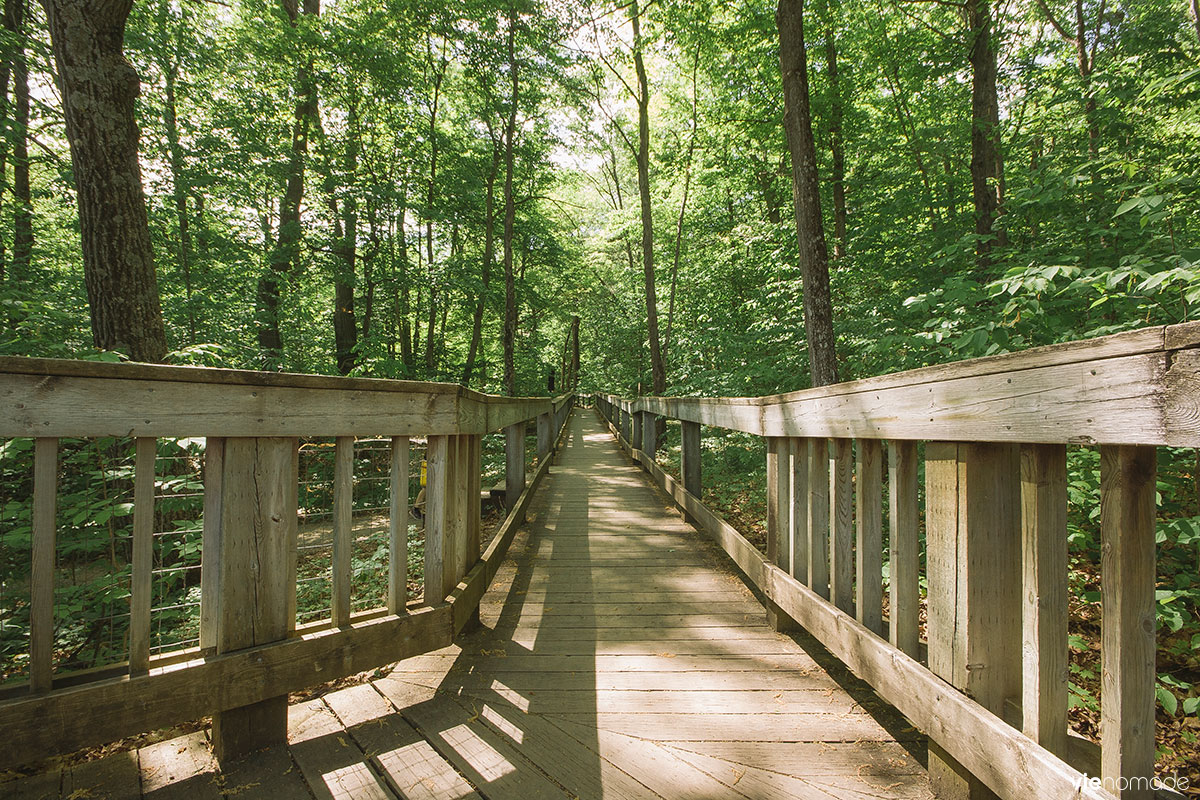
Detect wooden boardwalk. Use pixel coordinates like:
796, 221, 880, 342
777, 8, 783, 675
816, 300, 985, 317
2, 412, 932, 800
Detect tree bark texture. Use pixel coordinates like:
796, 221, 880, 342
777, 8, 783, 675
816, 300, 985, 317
967, 0, 1004, 274
630, 0, 666, 399
8, 0, 31, 282
502, 6, 519, 396
821, 0, 847, 259
257, 0, 319, 363
462, 147, 498, 387
42, 0, 167, 362
777, 0, 839, 387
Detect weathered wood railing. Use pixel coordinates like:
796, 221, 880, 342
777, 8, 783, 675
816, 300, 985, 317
0, 357, 573, 767
597, 321, 1200, 800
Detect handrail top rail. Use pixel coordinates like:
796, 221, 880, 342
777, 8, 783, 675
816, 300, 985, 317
0, 355, 574, 438
0, 355, 553, 405
597, 320, 1200, 446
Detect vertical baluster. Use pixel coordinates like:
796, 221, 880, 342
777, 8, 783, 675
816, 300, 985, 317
332, 436, 354, 627
30, 438, 57, 693
451, 435, 469, 581
808, 439, 830, 599
200, 438, 225, 649
388, 436, 410, 615
857, 439, 884, 636
888, 440, 920, 657
766, 437, 797, 632
424, 435, 450, 602
791, 437, 809, 584
130, 437, 156, 675
537, 412, 553, 465
830, 438, 854, 613
467, 434, 482, 569
681, 420, 701, 499
1100, 445, 1156, 800
505, 422, 526, 520
631, 410, 643, 457
1021, 443, 1068, 758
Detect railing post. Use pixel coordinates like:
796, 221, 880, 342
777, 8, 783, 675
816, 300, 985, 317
631, 408, 643, 455
926, 442, 1021, 800
640, 410, 657, 459
388, 436, 410, 615
424, 434, 451, 602
829, 438, 854, 614
210, 437, 298, 764
1099, 445, 1156, 800
1020, 444, 1068, 758
681, 420, 701, 498
505, 421, 526, 520
537, 412, 553, 465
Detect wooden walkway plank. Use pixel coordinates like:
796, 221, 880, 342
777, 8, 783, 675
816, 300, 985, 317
139, 731, 222, 800
287, 699, 394, 800
403, 697, 571, 800
322, 684, 481, 800
63, 750, 140, 800
215, 744, 311, 800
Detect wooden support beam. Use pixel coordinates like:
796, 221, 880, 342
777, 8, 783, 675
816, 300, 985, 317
829, 438, 854, 614
856, 439, 884, 637
388, 436, 410, 615
31, 438, 57, 694
332, 436, 354, 628
808, 439, 830, 599
681, 420, 701, 498
1021, 444, 1068, 759
641, 411, 657, 458
1099, 445, 1156, 800
888, 440, 920, 657
631, 410, 643, 456
130, 438, 156, 676
926, 442, 1021, 800
211, 437, 298, 763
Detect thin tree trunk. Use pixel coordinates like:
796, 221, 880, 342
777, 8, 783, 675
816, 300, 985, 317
502, 4, 519, 396
967, 0, 1004, 274
630, 0, 665, 400
777, 0, 838, 386
162, 66, 194, 344
332, 105, 359, 376
820, 0, 847, 258
0, 1, 11, 291
664, 44, 699, 373
1192, 0, 1200, 43
10, 0, 30, 284
463, 147, 498, 387
42, 0, 167, 362
257, 0, 319, 364
423, 38, 446, 374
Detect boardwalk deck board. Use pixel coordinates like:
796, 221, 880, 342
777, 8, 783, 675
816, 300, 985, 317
0, 411, 930, 800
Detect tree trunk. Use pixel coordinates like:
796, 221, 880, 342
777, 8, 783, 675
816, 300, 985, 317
665, 45, 699, 373
9, 0, 30, 284
257, 0, 319, 364
777, 0, 838, 387
42, 0, 167, 362
821, 0, 847, 259
502, 5, 519, 396
630, 0, 666, 399
331, 107, 359, 376
162, 65, 193, 344
423, 39, 446, 375
967, 0, 1004, 274
463, 147, 498, 387
1192, 0, 1200, 44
